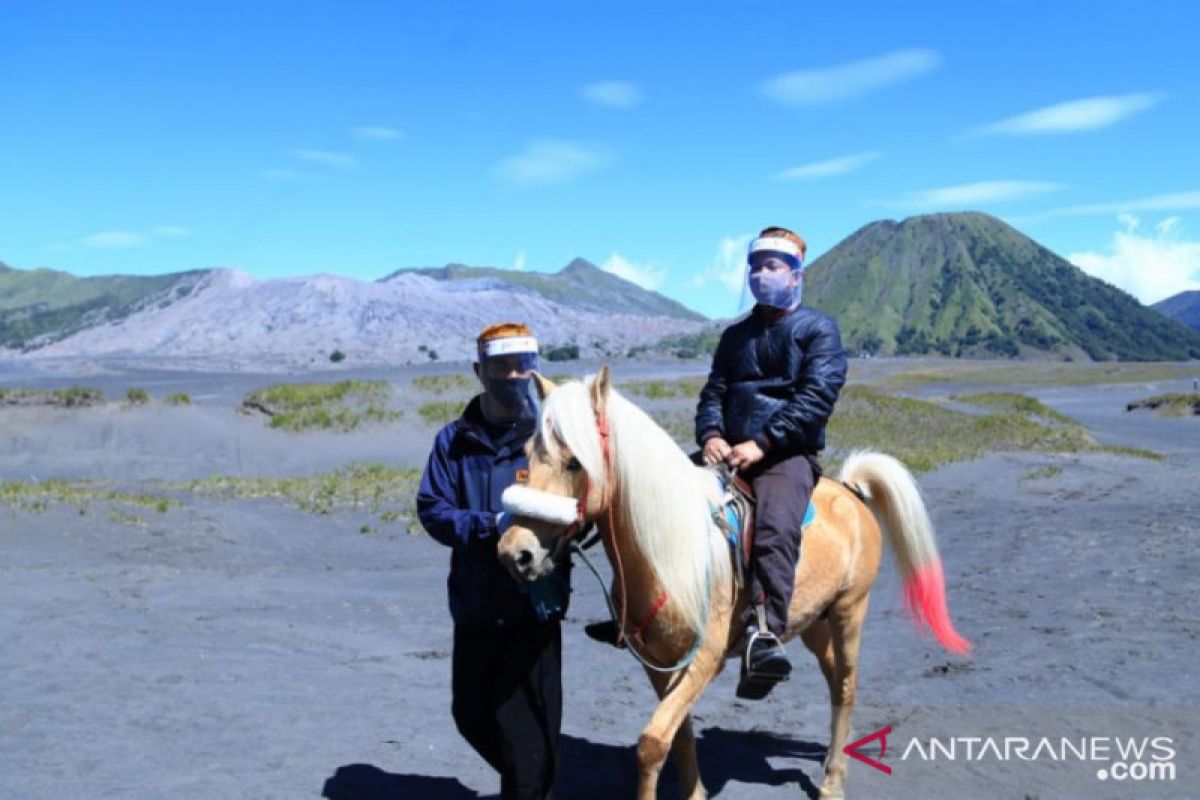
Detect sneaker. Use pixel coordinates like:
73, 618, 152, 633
584, 619, 626, 649
736, 629, 791, 700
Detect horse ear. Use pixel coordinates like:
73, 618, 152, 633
590, 364, 612, 415
531, 371, 557, 401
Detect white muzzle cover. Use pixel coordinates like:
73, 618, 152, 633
501, 485, 579, 526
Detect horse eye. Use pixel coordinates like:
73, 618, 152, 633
566, 457, 582, 472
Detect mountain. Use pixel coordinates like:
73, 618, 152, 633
0, 266, 211, 350
1153, 290, 1200, 332
382, 258, 705, 321
803, 213, 1200, 361
0, 261, 707, 369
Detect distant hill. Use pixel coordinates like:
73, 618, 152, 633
803, 213, 1200, 361
1153, 290, 1200, 332
383, 258, 705, 322
0, 260, 707, 369
0, 267, 210, 350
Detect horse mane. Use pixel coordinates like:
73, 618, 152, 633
540, 376, 730, 637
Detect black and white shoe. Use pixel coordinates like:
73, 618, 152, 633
736, 629, 791, 700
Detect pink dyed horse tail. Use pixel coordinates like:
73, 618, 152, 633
840, 451, 972, 655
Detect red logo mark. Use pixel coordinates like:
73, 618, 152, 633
843, 725, 893, 775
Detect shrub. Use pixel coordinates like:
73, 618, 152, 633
165, 392, 191, 406
125, 387, 150, 405
329, 349, 346, 363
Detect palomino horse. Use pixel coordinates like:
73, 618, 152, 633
497, 368, 970, 800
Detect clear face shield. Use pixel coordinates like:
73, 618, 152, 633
477, 336, 539, 412
747, 237, 804, 309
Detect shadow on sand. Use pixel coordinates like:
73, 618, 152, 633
323, 727, 825, 799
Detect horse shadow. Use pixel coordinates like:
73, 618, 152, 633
322, 727, 825, 799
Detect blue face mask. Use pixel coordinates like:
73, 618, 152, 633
749, 269, 801, 309
483, 376, 532, 410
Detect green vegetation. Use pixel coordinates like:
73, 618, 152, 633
950, 392, 1075, 425
824, 386, 1157, 474
0, 267, 208, 349
329, 349, 346, 363
181, 462, 421, 524
1125, 392, 1200, 417
544, 343, 581, 362
165, 392, 191, 406
411, 374, 476, 394
0, 385, 105, 407
125, 387, 150, 405
419, 400, 464, 426
0, 479, 172, 516
241, 380, 401, 432
884, 361, 1196, 389
1021, 464, 1064, 482
619, 378, 705, 399
803, 212, 1200, 361
652, 327, 724, 359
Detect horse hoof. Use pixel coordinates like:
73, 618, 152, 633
819, 786, 845, 800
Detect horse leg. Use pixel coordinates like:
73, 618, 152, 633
799, 620, 839, 788
820, 593, 871, 800
646, 669, 707, 800
637, 652, 720, 800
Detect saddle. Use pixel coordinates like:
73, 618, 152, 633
705, 463, 816, 589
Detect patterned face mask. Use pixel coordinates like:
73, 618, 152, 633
748, 264, 801, 309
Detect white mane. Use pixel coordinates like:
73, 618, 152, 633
539, 376, 730, 637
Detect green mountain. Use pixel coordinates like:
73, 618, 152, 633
1153, 290, 1200, 332
382, 257, 706, 322
803, 213, 1200, 361
0, 266, 210, 350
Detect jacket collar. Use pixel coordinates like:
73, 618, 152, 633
457, 395, 536, 452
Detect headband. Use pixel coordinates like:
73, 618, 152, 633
479, 335, 539, 358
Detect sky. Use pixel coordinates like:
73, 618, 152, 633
3, 0, 1199, 319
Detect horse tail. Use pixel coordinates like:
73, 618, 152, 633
839, 450, 971, 655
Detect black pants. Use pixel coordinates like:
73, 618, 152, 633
744, 454, 815, 636
452, 621, 562, 800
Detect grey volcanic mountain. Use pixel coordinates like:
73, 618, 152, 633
803, 212, 1200, 361
0, 260, 708, 370
1153, 290, 1200, 332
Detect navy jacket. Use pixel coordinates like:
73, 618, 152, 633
417, 396, 569, 626
695, 304, 847, 456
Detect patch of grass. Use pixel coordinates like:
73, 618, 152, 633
165, 392, 191, 406
1021, 464, 1064, 482
181, 462, 422, 526
824, 385, 1154, 474
242, 380, 400, 432
1125, 392, 1200, 417
884, 361, 1196, 389
619, 378, 705, 400
419, 400, 464, 426
0, 385, 105, 407
647, 409, 696, 446
951, 392, 1075, 425
411, 374, 477, 394
0, 479, 173, 518
125, 387, 150, 405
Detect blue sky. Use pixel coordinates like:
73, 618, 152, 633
3, 0, 1199, 318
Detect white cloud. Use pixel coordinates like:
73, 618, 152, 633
150, 226, 190, 238
761, 49, 940, 106
1068, 215, 1200, 304
601, 253, 666, 291
353, 126, 404, 141
974, 93, 1162, 136
775, 151, 883, 181
692, 233, 754, 293
893, 180, 1065, 209
1042, 190, 1200, 218
581, 81, 643, 109
287, 148, 358, 168
83, 231, 147, 248
494, 139, 615, 186
513, 250, 527, 271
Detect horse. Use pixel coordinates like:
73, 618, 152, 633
496, 367, 970, 800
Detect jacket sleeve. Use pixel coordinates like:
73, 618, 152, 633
761, 315, 848, 450
695, 329, 733, 446
416, 428, 499, 549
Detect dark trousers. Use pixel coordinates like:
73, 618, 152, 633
745, 454, 815, 636
452, 621, 562, 800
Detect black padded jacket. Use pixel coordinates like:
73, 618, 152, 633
694, 304, 847, 456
